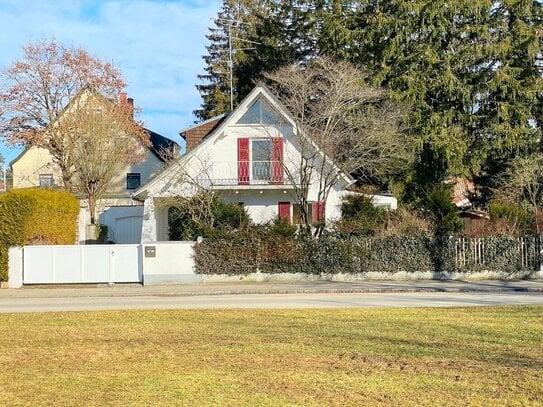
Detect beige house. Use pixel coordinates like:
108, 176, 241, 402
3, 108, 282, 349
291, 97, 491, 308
10, 92, 178, 244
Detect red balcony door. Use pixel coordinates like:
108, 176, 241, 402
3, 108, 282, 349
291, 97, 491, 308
237, 138, 250, 185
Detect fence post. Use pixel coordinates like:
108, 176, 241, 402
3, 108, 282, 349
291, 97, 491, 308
540, 235, 543, 279
7, 247, 23, 288
109, 247, 115, 285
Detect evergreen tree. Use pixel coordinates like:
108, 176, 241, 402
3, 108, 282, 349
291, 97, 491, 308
196, 0, 320, 120
352, 1, 543, 178
195, 0, 275, 120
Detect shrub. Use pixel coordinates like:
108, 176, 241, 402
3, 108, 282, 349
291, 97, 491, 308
425, 185, 463, 234
489, 202, 533, 236
0, 188, 79, 280
361, 235, 435, 272
461, 218, 514, 238
168, 194, 250, 240
194, 232, 541, 276
375, 207, 433, 237
335, 194, 386, 236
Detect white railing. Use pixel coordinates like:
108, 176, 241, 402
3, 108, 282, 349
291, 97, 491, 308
198, 160, 286, 187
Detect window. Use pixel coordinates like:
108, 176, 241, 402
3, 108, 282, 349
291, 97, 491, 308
252, 139, 272, 181
126, 173, 141, 190
39, 174, 54, 187
238, 99, 281, 126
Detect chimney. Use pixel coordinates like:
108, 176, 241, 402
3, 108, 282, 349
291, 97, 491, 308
119, 92, 127, 104
127, 97, 134, 118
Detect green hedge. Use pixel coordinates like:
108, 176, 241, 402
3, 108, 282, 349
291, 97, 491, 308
0, 188, 79, 281
194, 234, 542, 276
194, 234, 361, 275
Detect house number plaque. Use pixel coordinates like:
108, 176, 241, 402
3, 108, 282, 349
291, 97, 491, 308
145, 246, 156, 258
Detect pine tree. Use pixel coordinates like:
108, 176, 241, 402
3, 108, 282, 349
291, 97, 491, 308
196, 0, 320, 120
194, 0, 274, 120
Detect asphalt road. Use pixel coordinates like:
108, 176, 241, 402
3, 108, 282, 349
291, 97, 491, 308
0, 291, 542, 313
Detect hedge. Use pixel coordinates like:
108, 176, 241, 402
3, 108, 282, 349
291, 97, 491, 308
194, 234, 542, 276
0, 188, 80, 281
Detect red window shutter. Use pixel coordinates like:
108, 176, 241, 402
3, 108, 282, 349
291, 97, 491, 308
237, 138, 249, 185
312, 201, 325, 223
271, 137, 284, 184
278, 202, 291, 223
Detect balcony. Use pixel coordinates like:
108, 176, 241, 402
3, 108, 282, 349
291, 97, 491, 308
197, 160, 294, 189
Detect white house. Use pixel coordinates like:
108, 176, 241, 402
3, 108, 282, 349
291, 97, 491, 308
134, 85, 397, 242
10, 90, 178, 244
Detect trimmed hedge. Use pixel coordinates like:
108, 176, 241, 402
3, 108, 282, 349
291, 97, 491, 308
0, 188, 79, 281
194, 234, 542, 276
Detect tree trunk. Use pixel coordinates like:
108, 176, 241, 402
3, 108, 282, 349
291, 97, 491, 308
88, 192, 97, 226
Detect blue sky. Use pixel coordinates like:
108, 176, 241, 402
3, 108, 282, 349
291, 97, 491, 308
0, 0, 221, 163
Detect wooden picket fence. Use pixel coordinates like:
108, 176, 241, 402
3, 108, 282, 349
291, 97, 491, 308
454, 236, 542, 270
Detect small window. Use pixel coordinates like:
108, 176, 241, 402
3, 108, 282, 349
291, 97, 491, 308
126, 173, 141, 190
39, 174, 54, 187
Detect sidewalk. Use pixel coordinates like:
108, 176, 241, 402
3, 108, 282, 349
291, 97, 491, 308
0, 279, 542, 299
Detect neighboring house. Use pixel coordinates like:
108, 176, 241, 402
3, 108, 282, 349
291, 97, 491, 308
10, 91, 178, 244
134, 85, 396, 242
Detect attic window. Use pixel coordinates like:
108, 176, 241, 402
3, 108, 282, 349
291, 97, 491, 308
238, 99, 281, 126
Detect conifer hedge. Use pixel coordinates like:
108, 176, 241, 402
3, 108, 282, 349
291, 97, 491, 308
0, 188, 79, 281
194, 234, 542, 276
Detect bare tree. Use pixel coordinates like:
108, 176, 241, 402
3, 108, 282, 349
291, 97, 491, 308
59, 91, 149, 227
0, 38, 125, 190
264, 57, 411, 234
495, 155, 543, 233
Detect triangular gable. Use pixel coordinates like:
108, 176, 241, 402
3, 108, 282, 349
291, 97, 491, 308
134, 85, 354, 199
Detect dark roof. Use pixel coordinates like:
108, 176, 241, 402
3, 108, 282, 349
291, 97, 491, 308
144, 128, 179, 161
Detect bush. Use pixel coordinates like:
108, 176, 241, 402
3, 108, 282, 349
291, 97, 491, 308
361, 235, 435, 272
0, 188, 79, 280
375, 207, 433, 237
194, 232, 541, 276
461, 218, 514, 238
168, 194, 250, 240
425, 185, 463, 234
489, 202, 533, 236
335, 194, 386, 236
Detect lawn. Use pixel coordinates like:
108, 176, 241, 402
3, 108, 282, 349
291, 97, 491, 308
0, 306, 542, 406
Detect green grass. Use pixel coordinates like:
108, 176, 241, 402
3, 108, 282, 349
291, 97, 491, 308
0, 306, 542, 406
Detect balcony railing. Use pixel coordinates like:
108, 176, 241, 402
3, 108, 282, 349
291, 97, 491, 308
197, 160, 287, 187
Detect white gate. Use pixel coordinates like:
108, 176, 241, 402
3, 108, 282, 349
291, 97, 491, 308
23, 245, 142, 284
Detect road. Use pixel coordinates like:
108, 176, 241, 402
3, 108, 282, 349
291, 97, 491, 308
0, 291, 542, 313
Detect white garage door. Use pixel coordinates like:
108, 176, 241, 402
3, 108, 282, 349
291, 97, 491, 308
115, 216, 143, 244
99, 206, 144, 244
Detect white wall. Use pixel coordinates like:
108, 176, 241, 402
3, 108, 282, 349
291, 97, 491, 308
7, 242, 199, 287
142, 242, 199, 284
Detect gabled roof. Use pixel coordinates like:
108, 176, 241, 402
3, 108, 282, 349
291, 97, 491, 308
134, 85, 355, 199
9, 87, 178, 167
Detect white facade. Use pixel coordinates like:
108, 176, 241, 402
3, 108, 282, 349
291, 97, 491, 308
135, 86, 354, 242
